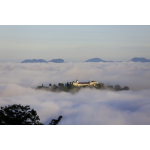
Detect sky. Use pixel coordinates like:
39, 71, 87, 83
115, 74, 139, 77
0, 25, 150, 62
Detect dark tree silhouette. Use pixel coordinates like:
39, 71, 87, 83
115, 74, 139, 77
66, 82, 69, 87
114, 85, 121, 91
58, 83, 64, 87
49, 116, 62, 125
121, 86, 129, 90
0, 104, 43, 125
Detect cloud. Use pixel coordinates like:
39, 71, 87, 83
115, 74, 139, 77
0, 62, 150, 124
0, 62, 150, 90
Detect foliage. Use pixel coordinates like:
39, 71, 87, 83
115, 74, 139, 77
58, 83, 64, 87
0, 104, 63, 125
62, 86, 69, 92
96, 83, 105, 89
106, 85, 113, 89
0, 104, 43, 125
66, 82, 76, 89
49, 116, 62, 125
114, 85, 121, 91
37, 86, 50, 90
122, 86, 129, 90
57, 82, 75, 92
52, 84, 59, 91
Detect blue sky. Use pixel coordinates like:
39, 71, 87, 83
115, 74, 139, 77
0, 25, 150, 62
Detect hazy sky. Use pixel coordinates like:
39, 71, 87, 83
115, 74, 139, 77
0, 25, 150, 62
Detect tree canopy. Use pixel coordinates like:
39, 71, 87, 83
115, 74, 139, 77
0, 104, 43, 125
49, 116, 63, 125
0, 104, 62, 125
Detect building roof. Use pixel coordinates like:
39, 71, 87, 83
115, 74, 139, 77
78, 82, 89, 84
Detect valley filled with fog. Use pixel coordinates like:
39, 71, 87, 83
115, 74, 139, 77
0, 62, 150, 124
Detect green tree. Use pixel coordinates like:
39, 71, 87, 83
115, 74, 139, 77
0, 104, 43, 125
0, 104, 63, 125
121, 86, 129, 90
58, 83, 64, 87
96, 83, 105, 89
114, 85, 121, 91
63, 86, 69, 92
66, 82, 70, 88
49, 116, 62, 125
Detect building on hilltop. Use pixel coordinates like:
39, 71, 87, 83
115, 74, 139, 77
70, 80, 98, 87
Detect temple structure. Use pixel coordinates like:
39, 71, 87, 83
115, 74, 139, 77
70, 80, 98, 87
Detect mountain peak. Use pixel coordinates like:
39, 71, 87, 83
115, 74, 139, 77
49, 59, 64, 63
85, 58, 113, 62
130, 57, 150, 62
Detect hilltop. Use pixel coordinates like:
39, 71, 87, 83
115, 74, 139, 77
129, 57, 150, 62
49, 59, 64, 63
85, 58, 113, 62
36, 81, 129, 93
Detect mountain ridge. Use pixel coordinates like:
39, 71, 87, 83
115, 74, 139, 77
21, 59, 64, 63
129, 57, 150, 62
21, 59, 48, 63
85, 58, 119, 62
85, 57, 150, 62
49, 59, 64, 63
21, 57, 150, 63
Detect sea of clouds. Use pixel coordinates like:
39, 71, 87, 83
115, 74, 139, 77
0, 62, 150, 124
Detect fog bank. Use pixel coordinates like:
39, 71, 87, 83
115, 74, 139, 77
0, 62, 150, 90
0, 84, 150, 125
0, 62, 150, 124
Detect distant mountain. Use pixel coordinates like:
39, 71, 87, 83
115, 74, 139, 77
85, 58, 114, 62
21, 59, 65, 63
21, 59, 48, 63
85, 57, 150, 63
49, 59, 64, 63
129, 57, 150, 62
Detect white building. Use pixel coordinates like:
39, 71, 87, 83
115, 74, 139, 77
70, 80, 98, 87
